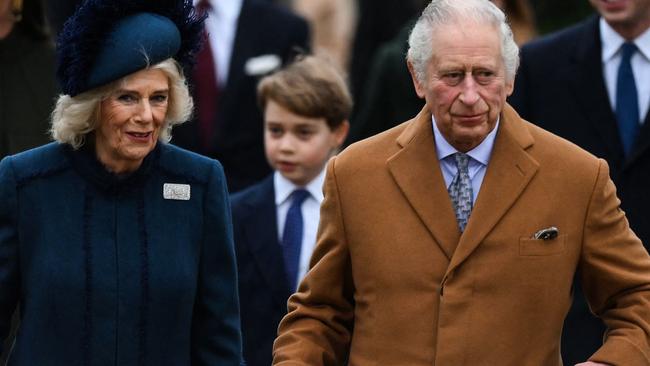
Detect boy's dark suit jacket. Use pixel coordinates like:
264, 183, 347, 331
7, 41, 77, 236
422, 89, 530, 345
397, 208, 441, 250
172, 0, 309, 192
508, 15, 650, 365
231, 175, 292, 366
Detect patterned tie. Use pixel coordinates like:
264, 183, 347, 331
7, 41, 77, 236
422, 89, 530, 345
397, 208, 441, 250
281, 189, 310, 291
616, 42, 639, 156
448, 153, 473, 232
193, 0, 219, 153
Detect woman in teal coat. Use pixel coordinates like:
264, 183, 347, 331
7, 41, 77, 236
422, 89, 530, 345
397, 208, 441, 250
0, 1, 242, 364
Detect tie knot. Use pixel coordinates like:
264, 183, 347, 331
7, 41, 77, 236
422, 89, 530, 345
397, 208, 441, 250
290, 189, 310, 207
620, 42, 638, 61
454, 153, 470, 171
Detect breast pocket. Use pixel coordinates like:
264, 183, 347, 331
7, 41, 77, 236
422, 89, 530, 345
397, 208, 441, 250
519, 234, 567, 256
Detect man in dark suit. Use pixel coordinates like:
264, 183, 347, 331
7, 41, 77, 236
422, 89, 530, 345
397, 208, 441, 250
508, 0, 650, 364
171, 0, 309, 192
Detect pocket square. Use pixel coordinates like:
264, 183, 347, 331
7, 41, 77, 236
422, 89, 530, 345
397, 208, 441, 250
244, 54, 282, 76
532, 226, 559, 240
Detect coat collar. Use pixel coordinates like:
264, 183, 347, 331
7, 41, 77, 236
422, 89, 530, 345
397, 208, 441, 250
66, 139, 160, 192
388, 104, 538, 269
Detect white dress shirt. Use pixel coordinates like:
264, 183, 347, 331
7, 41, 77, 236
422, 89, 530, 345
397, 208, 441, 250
600, 18, 650, 124
274, 169, 326, 289
195, 0, 243, 87
432, 117, 499, 204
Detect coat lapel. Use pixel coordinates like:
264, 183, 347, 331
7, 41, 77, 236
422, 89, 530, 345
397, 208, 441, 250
447, 105, 539, 273
241, 177, 292, 302
387, 107, 461, 259
568, 16, 625, 167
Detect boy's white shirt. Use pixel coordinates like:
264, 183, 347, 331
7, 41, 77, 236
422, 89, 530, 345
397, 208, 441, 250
274, 167, 326, 290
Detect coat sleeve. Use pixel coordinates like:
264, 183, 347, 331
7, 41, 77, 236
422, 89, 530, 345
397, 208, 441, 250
0, 157, 20, 353
191, 161, 243, 366
581, 159, 650, 365
273, 157, 354, 365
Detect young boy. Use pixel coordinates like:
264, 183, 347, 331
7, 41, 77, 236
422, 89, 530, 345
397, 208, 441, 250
230, 56, 350, 366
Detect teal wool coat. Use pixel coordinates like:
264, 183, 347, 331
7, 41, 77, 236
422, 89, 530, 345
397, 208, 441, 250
0, 142, 242, 365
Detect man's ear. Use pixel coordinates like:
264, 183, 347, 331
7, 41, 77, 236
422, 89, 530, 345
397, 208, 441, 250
506, 78, 515, 96
407, 60, 427, 99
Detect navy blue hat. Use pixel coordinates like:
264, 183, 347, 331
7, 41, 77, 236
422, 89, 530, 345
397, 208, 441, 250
57, 0, 205, 96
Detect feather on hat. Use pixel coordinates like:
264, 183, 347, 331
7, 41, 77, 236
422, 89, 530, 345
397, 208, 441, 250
56, 0, 205, 96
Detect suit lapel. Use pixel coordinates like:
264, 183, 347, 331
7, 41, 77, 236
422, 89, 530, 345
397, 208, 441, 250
447, 105, 539, 274
625, 108, 650, 168
241, 177, 292, 302
568, 16, 625, 166
387, 107, 461, 259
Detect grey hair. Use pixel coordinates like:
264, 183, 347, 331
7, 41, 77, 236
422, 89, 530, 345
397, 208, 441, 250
50, 58, 193, 149
407, 0, 520, 83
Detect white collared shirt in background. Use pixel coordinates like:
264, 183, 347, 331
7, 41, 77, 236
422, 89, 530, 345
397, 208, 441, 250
274, 169, 326, 290
600, 18, 650, 124
432, 117, 499, 204
195, 0, 243, 87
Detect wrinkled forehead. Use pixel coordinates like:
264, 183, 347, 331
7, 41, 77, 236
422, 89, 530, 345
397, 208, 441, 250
430, 21, 503, 60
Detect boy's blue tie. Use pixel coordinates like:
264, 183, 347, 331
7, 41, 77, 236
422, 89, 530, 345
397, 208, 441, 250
616, 42, 639, 156
282, 189, 310, 291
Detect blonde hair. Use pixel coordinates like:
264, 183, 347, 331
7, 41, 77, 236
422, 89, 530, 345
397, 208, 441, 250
257, 55, 352, 130
51, 58, 193, 149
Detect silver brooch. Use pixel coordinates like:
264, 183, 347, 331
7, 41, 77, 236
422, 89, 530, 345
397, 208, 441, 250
163, 183, 191, 201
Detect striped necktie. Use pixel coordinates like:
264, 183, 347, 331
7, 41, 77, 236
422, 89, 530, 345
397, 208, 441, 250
448, 153, 473, 232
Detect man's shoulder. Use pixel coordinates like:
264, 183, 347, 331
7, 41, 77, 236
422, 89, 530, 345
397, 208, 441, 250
339, 119, 411, 165
520, 16, 598, 56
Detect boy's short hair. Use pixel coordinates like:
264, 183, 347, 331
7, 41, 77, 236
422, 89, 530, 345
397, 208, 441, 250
257, 55, 352, 130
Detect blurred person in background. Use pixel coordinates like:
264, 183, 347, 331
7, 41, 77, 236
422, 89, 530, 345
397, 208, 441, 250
0, 1, 242, 364
492, 0, 537, 45
171, 0, 310, 193
509, 0, 650, 364
291, 0, 356, 71
0, 0, 58, 159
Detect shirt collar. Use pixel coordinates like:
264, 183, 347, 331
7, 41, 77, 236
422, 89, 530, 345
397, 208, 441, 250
431, 115, 499, 166
600, 17, 650, 62
274, 168, 326, 206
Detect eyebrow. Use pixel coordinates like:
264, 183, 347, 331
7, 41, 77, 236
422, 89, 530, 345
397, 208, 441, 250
114, 88, 170, 95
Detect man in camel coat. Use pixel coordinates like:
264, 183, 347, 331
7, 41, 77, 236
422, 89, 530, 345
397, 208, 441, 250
272, 0, 650, 365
